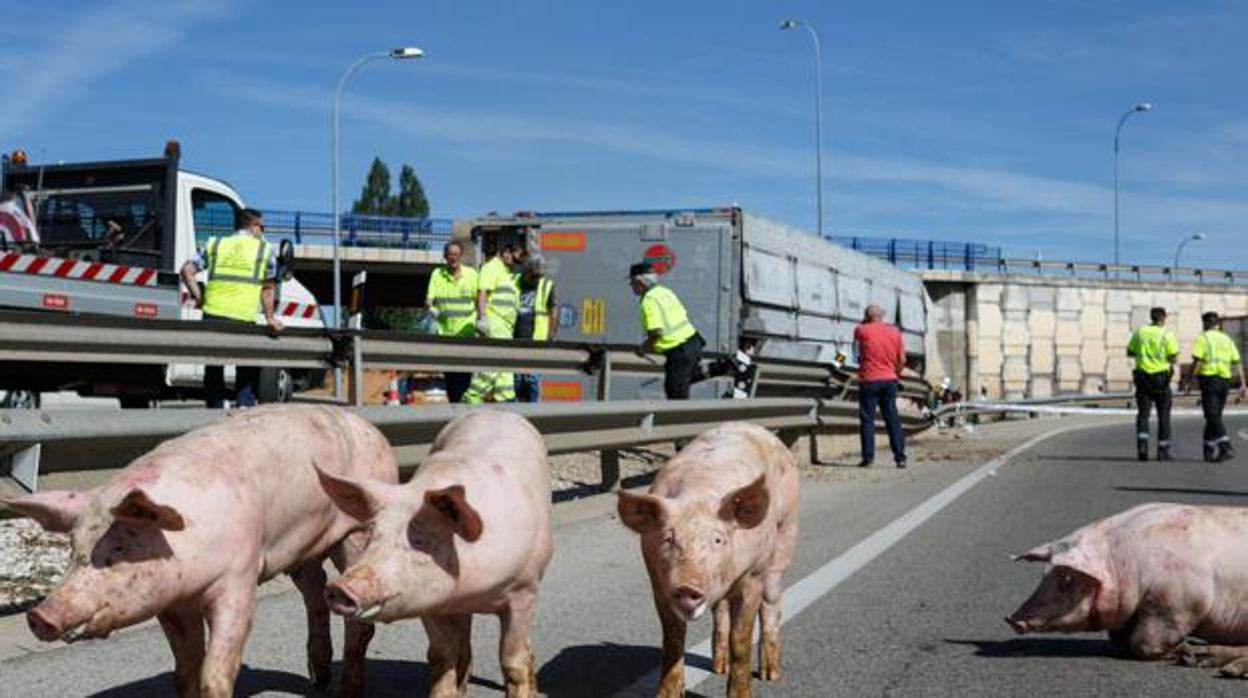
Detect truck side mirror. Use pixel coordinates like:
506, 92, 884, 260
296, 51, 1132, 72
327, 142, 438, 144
277, 239, 295, 282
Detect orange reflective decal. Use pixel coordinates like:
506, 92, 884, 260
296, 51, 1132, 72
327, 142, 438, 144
540, 380, 583, 401
540, 231, 586, 251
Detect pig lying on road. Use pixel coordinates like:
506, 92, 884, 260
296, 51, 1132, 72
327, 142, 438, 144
0, 404, 398, 698
317, 409, 553, 698
618, 422, 799, 698
1007, 502, 1248, 677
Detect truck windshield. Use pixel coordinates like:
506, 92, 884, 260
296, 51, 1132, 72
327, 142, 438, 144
32, 184, 163, 266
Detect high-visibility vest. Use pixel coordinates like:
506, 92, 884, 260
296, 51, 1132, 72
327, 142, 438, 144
426, 266, 478, 337
1193, 329, 1241, 379
532, 276, 555, 341
202, 234, 271, 322
1127, 324, 1178, 374
639, 285, 696, 352
479, 257, 517, 334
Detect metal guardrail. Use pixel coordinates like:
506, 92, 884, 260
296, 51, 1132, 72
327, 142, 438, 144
0, 309, 934, 405
261, 209, 453, 250
0, 398, 928, 494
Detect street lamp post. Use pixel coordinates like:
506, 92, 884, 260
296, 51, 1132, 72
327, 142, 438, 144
780, 18, 824, 238
331, 46, 423, 399
1113, 100, 1152, 267
1174, 233, 1206, 270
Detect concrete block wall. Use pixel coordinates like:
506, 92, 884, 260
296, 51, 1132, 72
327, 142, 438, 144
923, 273, 1248, 400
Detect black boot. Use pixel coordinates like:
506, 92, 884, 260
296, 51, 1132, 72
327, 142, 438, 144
1137, 441, 1149, 462
1205, 445, 1219, 463
1156, 446, 1171, 461
1218, 444, 1236, 463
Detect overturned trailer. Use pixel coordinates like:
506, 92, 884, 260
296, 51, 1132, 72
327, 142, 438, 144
460, 207, 934, 401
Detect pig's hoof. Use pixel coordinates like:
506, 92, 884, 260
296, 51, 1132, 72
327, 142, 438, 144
1175, 642, 1218, 668
712, 654, 729, 674
308, 660, 333, 688
1220, 658, 1248, 679
759, 664, 781, 681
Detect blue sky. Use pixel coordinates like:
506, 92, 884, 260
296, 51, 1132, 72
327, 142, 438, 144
3, 0, 1246, 269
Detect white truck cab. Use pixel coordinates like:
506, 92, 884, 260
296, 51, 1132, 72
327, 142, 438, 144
0, 142, 326, 406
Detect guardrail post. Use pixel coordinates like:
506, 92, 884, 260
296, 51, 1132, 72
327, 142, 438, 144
294, 211, 302, 244
348, 271, 367, 407
592, 349, 612, 401
600, 450, 621, 491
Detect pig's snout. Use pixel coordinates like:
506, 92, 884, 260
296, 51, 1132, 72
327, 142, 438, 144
27, 605, 88, 643
325, 583, 361, 617
673, 586, 708, 620
1004, 615, 1031, 635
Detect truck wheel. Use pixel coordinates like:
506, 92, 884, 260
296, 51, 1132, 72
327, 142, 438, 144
258, 367, 294, 403
119, 396, 152, 409
0, 390, 40, 409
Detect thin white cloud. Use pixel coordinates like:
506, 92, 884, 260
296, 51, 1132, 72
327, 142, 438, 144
223, 73, 1248, 260
0, 0, 227, 139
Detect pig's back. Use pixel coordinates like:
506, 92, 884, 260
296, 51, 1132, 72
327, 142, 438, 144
134, 405, 397, 577
653, 422, 796, 516
427, 410, 549, 493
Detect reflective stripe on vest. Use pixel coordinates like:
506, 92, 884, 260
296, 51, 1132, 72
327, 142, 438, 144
203, 235, 269, 322
533, 276, 554, 341
481, 258, 517, 329
642, 286, 695, 352
1196, 330, 1238, 379
427, 266, 478, 336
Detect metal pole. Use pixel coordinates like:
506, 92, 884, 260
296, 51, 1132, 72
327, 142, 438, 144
806, 23, 823, 239
1174, 234, 1204, 271
1113, 102, 1151, 267
781, 19, 825, 237
332, 51, 388, 400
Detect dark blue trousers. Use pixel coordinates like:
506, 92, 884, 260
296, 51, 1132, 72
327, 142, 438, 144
859, 380, 906, 462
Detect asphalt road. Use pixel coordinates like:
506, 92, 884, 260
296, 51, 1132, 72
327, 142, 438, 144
2, 414, 1248, 697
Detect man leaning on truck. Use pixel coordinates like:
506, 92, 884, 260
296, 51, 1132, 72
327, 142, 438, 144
180, 207, 283, 408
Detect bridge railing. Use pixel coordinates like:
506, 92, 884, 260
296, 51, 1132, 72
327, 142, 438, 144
260, 210, 453, 250
830, 236, 1247, 286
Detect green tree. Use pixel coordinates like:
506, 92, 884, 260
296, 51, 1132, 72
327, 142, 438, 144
395, 165, 430, 218
352, 157, 394, 215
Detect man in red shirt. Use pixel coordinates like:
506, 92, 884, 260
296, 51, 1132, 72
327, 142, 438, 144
853, 304, 908, 468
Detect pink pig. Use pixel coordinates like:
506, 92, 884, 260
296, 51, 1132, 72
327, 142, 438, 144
1007, 503, 1248, 677
0, 404, 398, 697
618, 422, 800, 698
316, 408, 553, 698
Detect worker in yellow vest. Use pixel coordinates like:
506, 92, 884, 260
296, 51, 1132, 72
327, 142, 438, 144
1126, 306, 1179, 461
1188, 311, 1246, 462
514, 256, 557, 402
630, 261, 717, 399
179, 207, 282, 408
462, 240, 521, 403
424, 240, 478, 402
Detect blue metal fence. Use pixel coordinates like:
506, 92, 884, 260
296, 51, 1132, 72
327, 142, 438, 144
829, 236, 1003, 271
261, 210, 452, 250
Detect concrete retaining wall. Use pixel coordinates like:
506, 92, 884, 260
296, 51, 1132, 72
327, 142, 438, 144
922, 271, 1248, 400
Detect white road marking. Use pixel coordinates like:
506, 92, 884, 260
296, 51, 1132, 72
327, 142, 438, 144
620, 422, 1092, 696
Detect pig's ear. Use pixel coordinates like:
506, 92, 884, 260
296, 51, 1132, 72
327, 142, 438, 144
617, 491, 666, 533
314, 461, 386, 521
719, 475, 770, 530
1050, 545, 1111, 589
1012, 544, 1053, 563
110, 488, 186, 531
0, 489, 93, 532
424, 485, 483, 542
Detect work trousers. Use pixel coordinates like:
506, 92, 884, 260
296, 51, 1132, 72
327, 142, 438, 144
516, 373, 541, 403
1199, 376, 1232, 452
859, 380, 906, 463
444, 372, 472, 403
662, 335, 707, 399
203, 313, 259, 409
1133, 370, 1172, 449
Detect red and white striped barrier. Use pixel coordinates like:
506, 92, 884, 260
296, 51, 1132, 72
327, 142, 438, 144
0, 251, 158, 287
